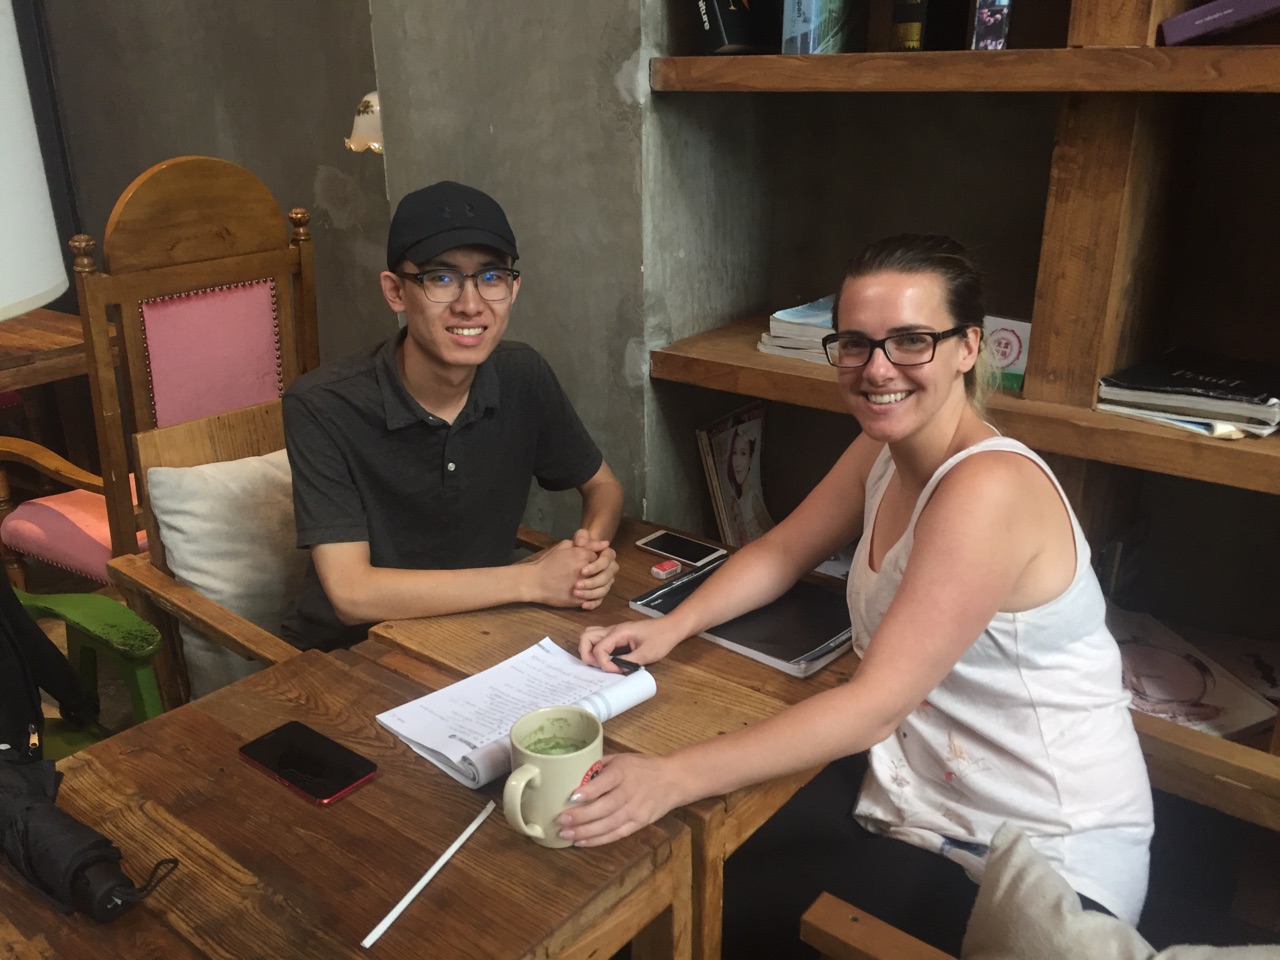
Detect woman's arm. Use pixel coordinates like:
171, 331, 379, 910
562, 451, 1056, 844
579, 434, 881, 670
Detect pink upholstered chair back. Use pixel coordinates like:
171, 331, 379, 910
140, 280, 283, 428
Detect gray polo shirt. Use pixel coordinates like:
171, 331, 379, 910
280, 331, 603, 650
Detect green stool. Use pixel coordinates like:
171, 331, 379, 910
16, 588, 164, 757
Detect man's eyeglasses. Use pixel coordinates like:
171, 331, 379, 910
821, 326, 974, 368
395, 267, 520, 303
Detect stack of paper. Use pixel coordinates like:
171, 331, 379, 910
376, 638, 656, 788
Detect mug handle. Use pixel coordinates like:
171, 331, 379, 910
503, 763, 545, 840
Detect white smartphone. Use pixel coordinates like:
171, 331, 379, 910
635, 530, 727, 568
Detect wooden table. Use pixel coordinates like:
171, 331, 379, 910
0, 308, 87, 392
0, 307, 98, 469
0, 649, 692, 959
359, 517, 856, 960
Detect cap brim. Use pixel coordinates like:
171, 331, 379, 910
396, 229, 518, 269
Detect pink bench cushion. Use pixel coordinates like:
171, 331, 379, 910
140, 279, 283, 428
1, 487, 147, 583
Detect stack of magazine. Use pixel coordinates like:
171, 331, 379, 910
1108, 606, 1276, 739
757, 295, 834, 365
1097, 348, 1280, 440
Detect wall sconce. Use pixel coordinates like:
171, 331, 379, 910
0, 4, 68, 320
345, 91, 383, 155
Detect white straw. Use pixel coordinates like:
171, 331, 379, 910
361, 799, 496, 948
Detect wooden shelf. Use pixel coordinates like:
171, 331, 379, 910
651, 47, 1280, 94
650, 319, 1280, 495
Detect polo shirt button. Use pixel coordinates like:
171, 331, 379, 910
447, 462, 456, 471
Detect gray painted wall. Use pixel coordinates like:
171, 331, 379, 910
370, 1, 649, 538
42, 1, 391, 362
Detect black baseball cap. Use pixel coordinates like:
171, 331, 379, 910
386, 181, 518, 270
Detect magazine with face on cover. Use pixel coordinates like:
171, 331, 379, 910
697, 401, 776, 548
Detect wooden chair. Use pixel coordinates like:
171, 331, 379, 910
0, 155, 318, 590
108, 400, 301, 705
801, 894, 956, 960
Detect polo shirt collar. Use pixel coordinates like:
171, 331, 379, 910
375, 329, 501, 430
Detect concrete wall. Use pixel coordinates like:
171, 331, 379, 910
42, 1, 391, 362
370, 1, 650, 538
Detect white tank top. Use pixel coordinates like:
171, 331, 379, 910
847, 437, 1153, 924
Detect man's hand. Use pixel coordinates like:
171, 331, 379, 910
569, 528, 617, 610
522, 539, 600, 607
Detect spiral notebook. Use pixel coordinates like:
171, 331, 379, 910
629, 559, 852, 678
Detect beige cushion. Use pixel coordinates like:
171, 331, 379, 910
147, 449, 306, 698
962, 824, 1277, 960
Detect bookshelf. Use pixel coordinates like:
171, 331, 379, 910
652, 319, 1280, 496
646, 1, 1280, 833
651, 47, 1280, 94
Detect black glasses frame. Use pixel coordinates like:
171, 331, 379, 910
395, 266, 521, 303
821, 325, 974, 368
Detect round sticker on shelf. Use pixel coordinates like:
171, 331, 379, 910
988, 327, 1024, 370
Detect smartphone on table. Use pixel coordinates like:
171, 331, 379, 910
635, 530, 727, 568
239, 721, 378, 804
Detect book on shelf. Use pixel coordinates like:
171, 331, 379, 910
697, 401, 775, 547
984, 315, 1031, 391
697, 0, 757, 53
1108, 606, 1277, 739
1157, 0, 1280, 45
768, 293, 836, 341
375, 638, 656, 788
970, 0, 1012, 49
888, 0, 927, 49
630, 558, 853, 677
1094, 402, 1278, 440
782, 0, 870, 53
1097, 348, 1280, 428
757, 335, 829, 364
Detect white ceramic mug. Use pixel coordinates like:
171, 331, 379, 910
503, 706, 603, 848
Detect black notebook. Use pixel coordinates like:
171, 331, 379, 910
629, 559, 852, 678
1098, 348, 1280, 427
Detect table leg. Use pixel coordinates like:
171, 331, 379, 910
682, 800, 728, 960
631, 827, 693, 960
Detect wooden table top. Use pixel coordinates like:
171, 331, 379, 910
359, 517, 856, 960
0, 650, 690, 959
365, 517, 856, 748
0, 308, 87, 392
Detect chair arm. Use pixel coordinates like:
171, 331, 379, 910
801, 893, 956, 960
515, 523, 559, 554
108, 553, 301, 666
15, 588, 160, 661
0, 436, 104, 494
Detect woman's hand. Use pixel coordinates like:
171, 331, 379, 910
579, 617, 684, 672
556, 753, 686, 846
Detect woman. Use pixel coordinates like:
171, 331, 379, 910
722, 422, 773, 545
567, 235, 1153, 954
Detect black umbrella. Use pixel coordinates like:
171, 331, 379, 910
0, 760, 176, 922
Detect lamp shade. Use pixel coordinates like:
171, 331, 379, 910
0, 4, 67, 321
345, 91, 383, 154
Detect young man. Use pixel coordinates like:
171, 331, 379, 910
281, 181, 623, 650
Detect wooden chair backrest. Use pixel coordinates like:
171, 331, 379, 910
133, 398, 286, 578
70, 156, 316, 562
